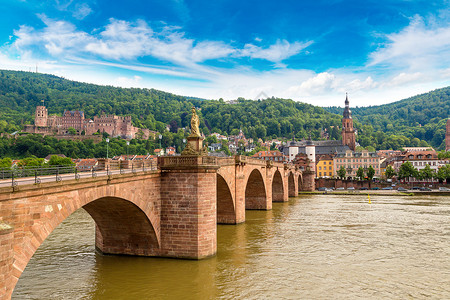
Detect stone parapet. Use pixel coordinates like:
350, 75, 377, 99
158, 156, 218, 170
0, 223, 14, 300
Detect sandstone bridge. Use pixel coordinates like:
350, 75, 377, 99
0, 155, 314, 299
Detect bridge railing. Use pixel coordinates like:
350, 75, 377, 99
0, 160, 158, 188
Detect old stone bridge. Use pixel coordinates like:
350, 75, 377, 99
0, 155, 314, 299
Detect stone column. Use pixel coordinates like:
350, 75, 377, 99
0, 223, 14, 300
302, 170, 316, 191
159, 156, 219, 259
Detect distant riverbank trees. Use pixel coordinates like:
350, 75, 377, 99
0, 130, 189, 160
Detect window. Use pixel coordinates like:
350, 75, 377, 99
319, 172, 322, 176
319, 166, 322, 170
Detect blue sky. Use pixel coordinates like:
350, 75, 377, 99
1, 0, 449, 106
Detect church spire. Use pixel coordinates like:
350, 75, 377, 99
343, 93, 352, 119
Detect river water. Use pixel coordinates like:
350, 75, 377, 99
13, 194, 450, 299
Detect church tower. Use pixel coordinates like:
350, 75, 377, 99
341, 93, 355, 151
446, 118, 450, 151
35, 105, 48, 127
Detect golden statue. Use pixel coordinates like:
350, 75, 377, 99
190, 107, 200, 137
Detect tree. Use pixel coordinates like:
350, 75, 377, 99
0, 157, 12, 169
385, 165, 396, 180
337, 166, 346, 179
366, 165, 375, 180
356, 167, 365, 180
419, 164, 434, 181
48, 155, 74, 166
17, 156, 44, 167
67, 127, 77, 135
220, 139, 231, 156
436, 164, 450, 183
398, 161, 418, 180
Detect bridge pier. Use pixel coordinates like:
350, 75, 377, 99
159, 156, 219, 259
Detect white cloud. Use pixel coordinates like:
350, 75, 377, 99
287, 72, 338, 96
369, 15, 450, 70
9, 17, 307, 68
115, 75, 143, 87
240, 40, 313, 63
13, 15, 91, 56
385, 72, 422, 87
2, 14, 449, 107
73, 3, 92, 20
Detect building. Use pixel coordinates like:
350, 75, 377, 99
376, 150, 402, 159
341, 93, 356, 151
208, 143, 222, 152
446, 118, 450, 151
334, 150, 381, 179
393, 150, 439, 183
74, 158, 98, 171
402, 147, 434, 152
282, 140, 350, 162
281, 94, 354, 162
154, 149, 165, 156
165, 147, 176, 156
316, 154, 334, 178
24, 105, 152, 139
252, 150, 287, 162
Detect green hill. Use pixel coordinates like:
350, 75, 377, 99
0, 69, 447, 153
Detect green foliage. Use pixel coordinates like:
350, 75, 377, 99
0, 134, 163, 159
356, 167, 365, 180
17, 156, 45, 167
366, 165, 375, 180
385, 165, 396, 179
67, 127, 77, 135
337, 166, 346, 179
48, 155, 74, 166
0, 157, 12, 169
398, 161, 419, 180
436, 165, 450, 182
438, 151, 450, 159
418, 164, 435, 180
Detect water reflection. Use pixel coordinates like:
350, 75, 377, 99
13, 195, 450, 299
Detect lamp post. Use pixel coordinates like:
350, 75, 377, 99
126, 141, 130, 159
106, 138, 110, 159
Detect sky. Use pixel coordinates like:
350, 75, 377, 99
0, 0, 449, 107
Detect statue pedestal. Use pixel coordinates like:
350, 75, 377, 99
182, 135, 207, 156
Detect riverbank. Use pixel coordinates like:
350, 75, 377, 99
299, 190, 450, 196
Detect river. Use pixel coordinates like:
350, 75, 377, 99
13, 194, 450, 299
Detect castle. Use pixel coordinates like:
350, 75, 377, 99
24, 105, 153, 139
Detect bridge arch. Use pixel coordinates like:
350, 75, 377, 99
272, 170, 284, 202
245, 169, 267, 209
298, 173, 303, 192
288, 172, 296, 197
11, 188, 160, 295
216, 174, 236, 224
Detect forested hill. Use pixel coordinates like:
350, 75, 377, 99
325, 87, 450, 149
0, 70, 342, 140
0, 69, 446, 150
